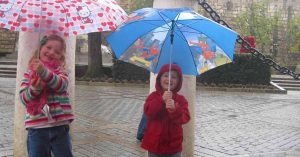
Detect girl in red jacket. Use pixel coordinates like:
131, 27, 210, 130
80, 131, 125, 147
141, 64, 190, 157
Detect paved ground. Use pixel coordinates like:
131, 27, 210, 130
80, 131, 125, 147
1, 77, 300, 157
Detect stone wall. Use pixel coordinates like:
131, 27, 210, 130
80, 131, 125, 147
0, 29, 18, 57
284, 53, 300, 66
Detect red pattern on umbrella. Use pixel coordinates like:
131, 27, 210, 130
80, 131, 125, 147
0, 0, 127, 36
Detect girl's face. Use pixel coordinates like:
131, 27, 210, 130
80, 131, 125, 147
160, 70, 179, 91
39, 40, 64, 64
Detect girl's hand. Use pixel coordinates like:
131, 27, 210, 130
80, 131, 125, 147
162, 91, 172, 102
29, 59, 45, 74
30, 77, 43, 90
166, 99, 176, 112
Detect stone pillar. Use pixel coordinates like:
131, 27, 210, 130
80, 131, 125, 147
295, 65, 300, 74
150, 1, 197, 156
13, 32, 76, 157
153, 0, 196, 8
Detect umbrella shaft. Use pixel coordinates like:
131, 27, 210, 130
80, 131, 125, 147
168, 43, 174, 91
170, 20, 175, 44
168, 20, 176, 91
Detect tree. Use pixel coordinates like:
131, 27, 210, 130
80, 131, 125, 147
287, 13, 300, 52
84, 0, 155, 79
128, 0, 154, 13
234, 0, 281, 54
84, 32, 104, 78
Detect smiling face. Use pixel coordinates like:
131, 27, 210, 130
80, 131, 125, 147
160, 70, 179, 91
39, 39, 64, 65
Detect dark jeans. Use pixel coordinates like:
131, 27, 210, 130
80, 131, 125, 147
27, 125, 73, 157
136, 113, 147, 141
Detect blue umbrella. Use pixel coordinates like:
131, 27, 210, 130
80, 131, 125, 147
107, 7, 238, 76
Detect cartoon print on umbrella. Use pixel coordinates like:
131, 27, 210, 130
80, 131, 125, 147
0, 0, 13, 18
189, 36, 232, 74
76, 3, 93, 24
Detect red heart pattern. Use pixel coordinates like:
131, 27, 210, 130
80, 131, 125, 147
21, 27, 27, 31
0, 0, 128, 36
34, 23, 39, 28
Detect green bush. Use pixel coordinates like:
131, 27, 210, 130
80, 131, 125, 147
197, 54, 271, 85
76, 54, 271, 85
112, 60, 150, 81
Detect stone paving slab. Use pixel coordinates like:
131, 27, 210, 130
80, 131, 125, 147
1, 77, 300, 157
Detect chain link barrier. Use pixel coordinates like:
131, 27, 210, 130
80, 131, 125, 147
197, 0, 300, 80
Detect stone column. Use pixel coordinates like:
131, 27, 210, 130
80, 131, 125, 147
150, 1, 198, 156
153, 0, 196, 8
13, 32, 76, 157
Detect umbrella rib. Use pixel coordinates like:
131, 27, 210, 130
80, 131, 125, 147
17, 1, 29, 29
171, 21, 199, 74
177, 19, 206, 27
153, 30, 171, 73
114, 20, 169, 68
156, 10, 173, 29
151, 10, 177, 72
125, 20, 171, 30
153, 11, 198, 73
151, 30, 170, 34
114, 14, 172, 71
60, 3, 69, 34
140, 20, 171, 29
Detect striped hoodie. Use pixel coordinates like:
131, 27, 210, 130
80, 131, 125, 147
19, 67, 74, 128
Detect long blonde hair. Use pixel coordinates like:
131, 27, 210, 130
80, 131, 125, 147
29, 34, 67, 68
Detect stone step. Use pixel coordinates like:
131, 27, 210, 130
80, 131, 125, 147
271, 79, 300, 83
0, 61, 17, 78
0, 65, 17, 71
272, 85, 300, 91
0, 60, 17, 65
0, 69, 16, 74
271, 82, 300, 87
271, 75, 300, 91
282, 86, 300, 91
0, 73, 16, 78
271, 75, 298, 81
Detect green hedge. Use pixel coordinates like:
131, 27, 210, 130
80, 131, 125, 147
76, 54, 271, 85
197, 54, 271, 85
112, 60, 150, 81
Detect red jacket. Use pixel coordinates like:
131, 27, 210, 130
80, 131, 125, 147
141, 64, 190, 154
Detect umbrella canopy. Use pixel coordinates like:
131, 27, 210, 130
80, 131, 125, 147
0, 0, 127, 36
107, 7, 238, 75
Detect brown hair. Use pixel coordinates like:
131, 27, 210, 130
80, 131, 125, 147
29, 34, 67, 67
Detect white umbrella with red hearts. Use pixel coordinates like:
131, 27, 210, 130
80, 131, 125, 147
0, 0, 128, 36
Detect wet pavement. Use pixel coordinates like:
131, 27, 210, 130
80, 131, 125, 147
1, 77, 300, 157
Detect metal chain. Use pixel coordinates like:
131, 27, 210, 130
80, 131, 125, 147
197, 0, 300, 80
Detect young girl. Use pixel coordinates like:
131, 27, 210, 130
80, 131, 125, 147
141, 64, 190, 157
19, 34, 74, 157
